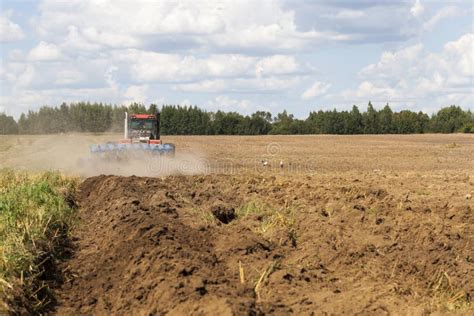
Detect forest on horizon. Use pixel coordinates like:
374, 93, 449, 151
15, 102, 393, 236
0, 102, 473, 135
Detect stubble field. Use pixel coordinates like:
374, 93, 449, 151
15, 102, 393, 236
1, 134, 473, 314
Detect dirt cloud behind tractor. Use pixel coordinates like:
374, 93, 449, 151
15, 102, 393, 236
79, 153, 209, 177
1, 134, 320, 177
0, 134, 209, 177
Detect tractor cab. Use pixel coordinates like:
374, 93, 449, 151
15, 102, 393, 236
122, 112, 161, 144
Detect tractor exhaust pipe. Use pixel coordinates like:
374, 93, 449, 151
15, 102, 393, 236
156, 111, 161, 140
124, 112, 128, 139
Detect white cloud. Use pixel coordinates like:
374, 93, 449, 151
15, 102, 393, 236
34, 0, 351, 53
1, 63, 36, 87
301, 81, 331, 100
112, 50, 302, 84
334, 9, 365, 19
255, 55, 299, 77
8, 49, 24, 61
62, 26, 102, 52
359, 43, 423, 80
54, 68, 87, 85
341, 81, 397, 102
335, 33, 474, 111
423, 6, 461, 31
173, 80, 227, 93
174, 76, 300, 93
116, 51, 255, 82
0, 86, 121, 116
28, 41, 62, 61
5, 50, 301, 98
291, 1, 433, 44
1, 0, 472, 118
180, 99, 192, 106
0, 11, 25, 42
122, 85, 149, 105
1, 82, 157, 117
82, 26, 140, 48
442, 33, 473, 77
410, 0, 424, 17
2, 57, 109, 91
207, 95, 251, 112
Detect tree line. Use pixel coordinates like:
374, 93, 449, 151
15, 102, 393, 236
1, 102, 472, 135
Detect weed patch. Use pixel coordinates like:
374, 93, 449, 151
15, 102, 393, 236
237, 199, 298, 246
0, 169, 78, 314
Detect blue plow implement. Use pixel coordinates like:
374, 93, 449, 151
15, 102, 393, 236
90, 143, 175, 155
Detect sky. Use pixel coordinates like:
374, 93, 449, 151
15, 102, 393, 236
0, 0, 473, 119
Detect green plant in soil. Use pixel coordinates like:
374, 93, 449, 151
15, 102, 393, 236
0, 169, 78, 314
237, 199, 298, 246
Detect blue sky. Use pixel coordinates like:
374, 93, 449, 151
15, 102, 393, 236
0, 0, 472, 118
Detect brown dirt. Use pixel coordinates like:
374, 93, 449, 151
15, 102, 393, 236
3, 134, 472, 314
53, 171, 473, 315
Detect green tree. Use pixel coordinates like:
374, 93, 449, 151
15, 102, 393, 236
128, 103, 147, 114
379, 104, 393, 133
10, 101, 473, 135
393, 111, 419, 133
347, 105, 363, 134
148, 104, 158, 115
270, 110, 294, 134
0, 113, 19, 134
248, 112, 272, 135
430, 105, 473, 133
363, 102, 380, 134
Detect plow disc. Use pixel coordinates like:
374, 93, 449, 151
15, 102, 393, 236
77, 142, 176, 175
90, 143, 175, 159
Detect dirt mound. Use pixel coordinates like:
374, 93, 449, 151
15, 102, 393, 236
53, 174, 473, 314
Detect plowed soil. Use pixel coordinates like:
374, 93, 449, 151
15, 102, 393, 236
3, 134, 471, 314
53, 170, 473, 315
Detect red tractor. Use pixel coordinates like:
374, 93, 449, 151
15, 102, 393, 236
90, 111, 175, 157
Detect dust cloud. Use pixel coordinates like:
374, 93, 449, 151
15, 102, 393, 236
77, 153, 208, 177
0, 134, 208, 177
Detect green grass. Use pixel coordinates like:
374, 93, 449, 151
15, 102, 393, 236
191, 206, 217, 225
237, 199, 298, 246
0, 169, 78, 314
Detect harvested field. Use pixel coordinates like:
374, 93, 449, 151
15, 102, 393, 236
1, 134, 473, 174
1, 134, 473, 314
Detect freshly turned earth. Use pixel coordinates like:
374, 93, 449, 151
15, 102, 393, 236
53, 170, 473, 314
3, 134, 471, 314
